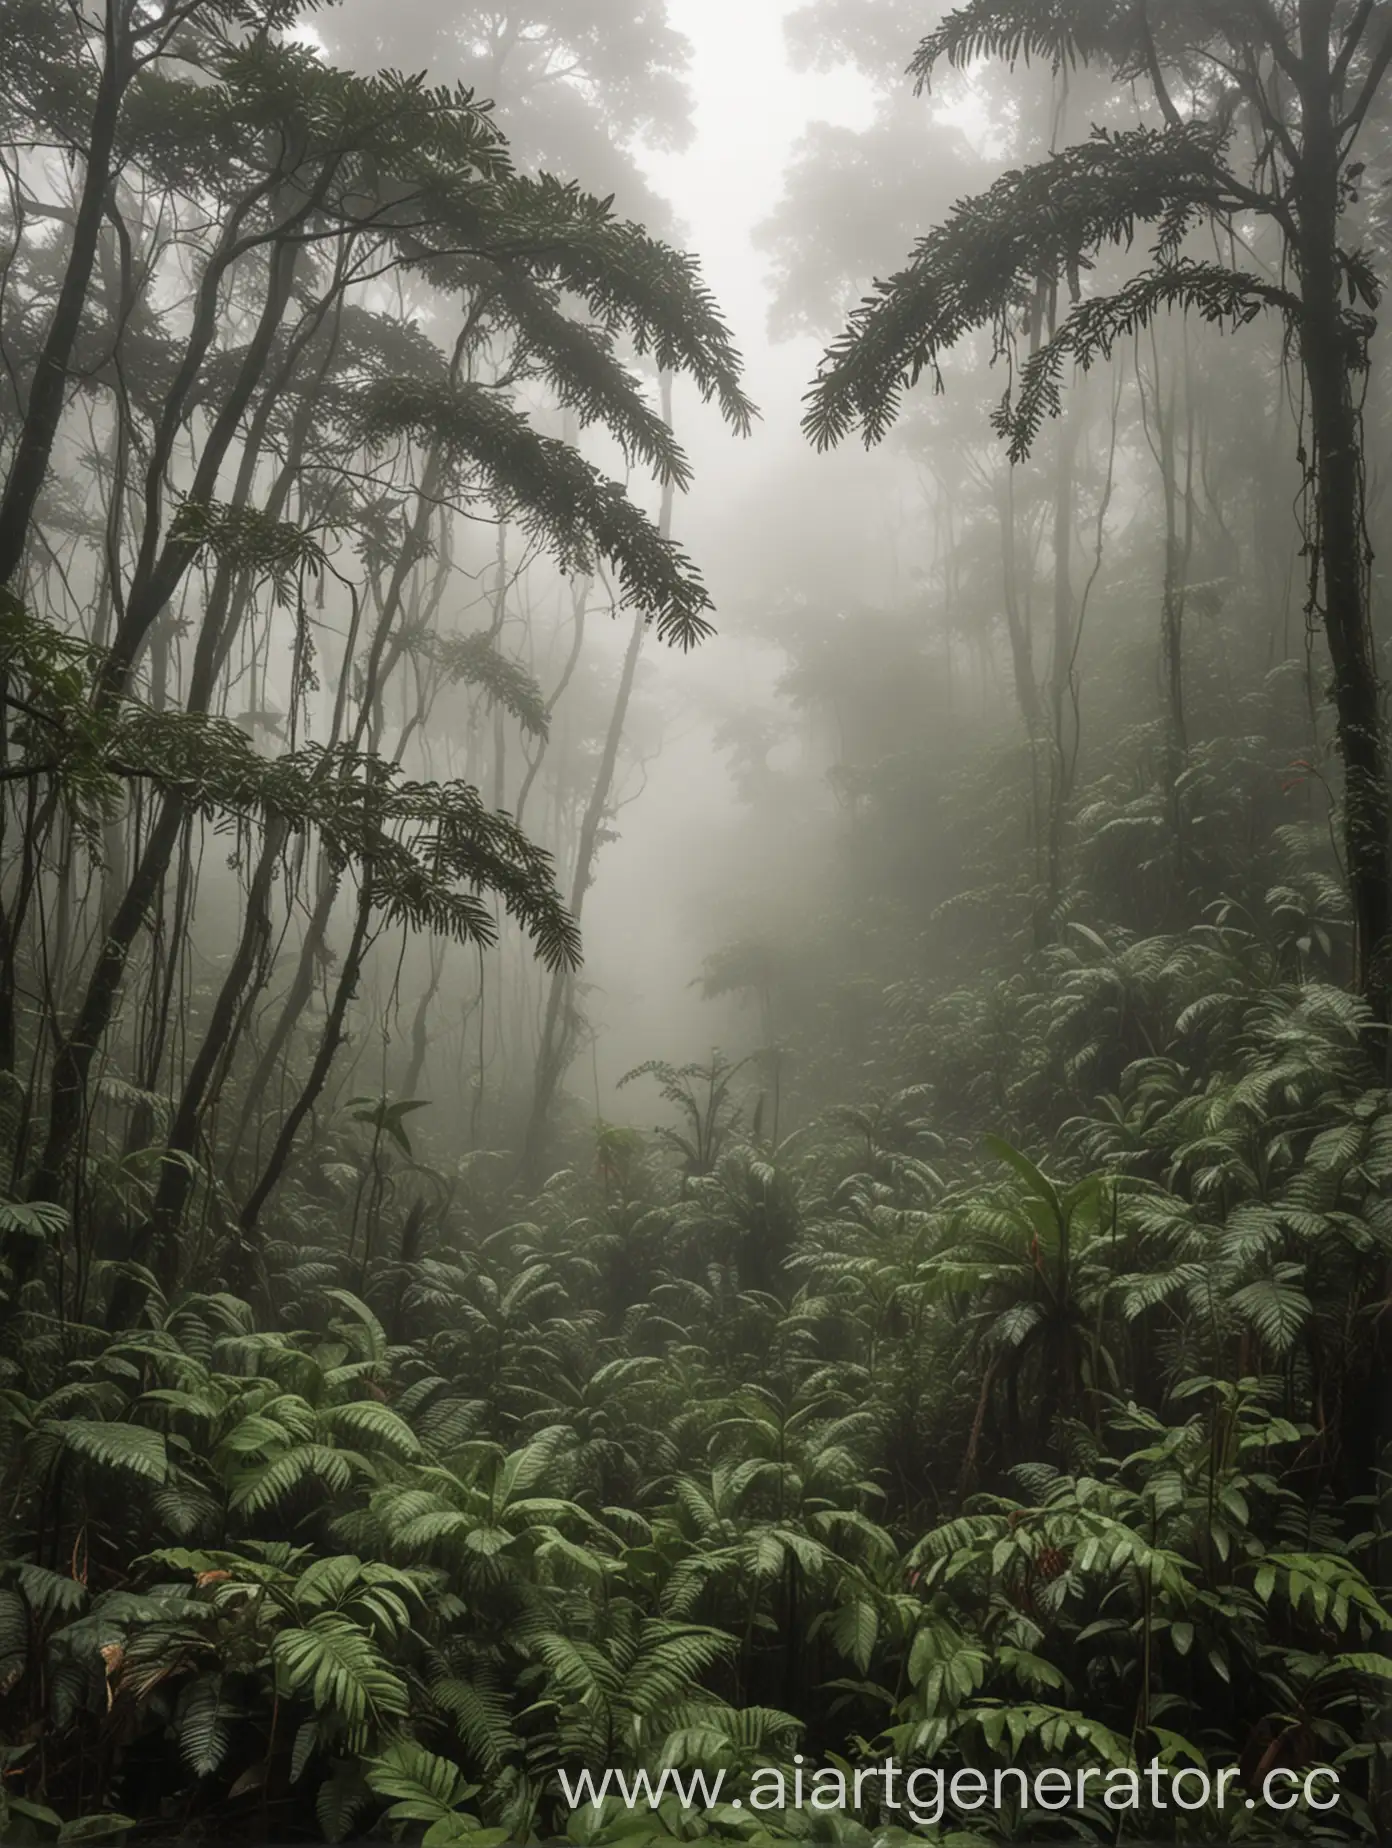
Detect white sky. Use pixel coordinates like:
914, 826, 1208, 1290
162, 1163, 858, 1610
629, 1, 900, 615
575, 5, 899, 1093
642, 0, 873, 364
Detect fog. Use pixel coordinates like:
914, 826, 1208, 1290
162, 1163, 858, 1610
546, 2, 919, 1114
2, 0, 1391, 1835
6, 0, 1385, 1176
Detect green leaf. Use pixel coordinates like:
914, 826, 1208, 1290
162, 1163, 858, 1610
53, 1421, 167, 1482
365, 1738, 477, 1825
176, 1677, 232, 1778
983, 1134, 1063, 1226
274, 1615, 408, 1727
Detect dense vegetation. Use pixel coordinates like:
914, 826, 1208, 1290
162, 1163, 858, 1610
0, 0, 1390, 1842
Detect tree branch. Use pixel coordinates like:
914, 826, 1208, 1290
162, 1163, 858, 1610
1332, 0, 1377, 84
1339, 17, 1392, 138
1137, 0, 1183, 127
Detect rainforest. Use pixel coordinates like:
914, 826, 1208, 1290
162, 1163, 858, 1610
0, 0, 1390, 1840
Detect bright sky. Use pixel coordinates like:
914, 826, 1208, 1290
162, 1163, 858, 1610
624, 0, 883, 598
573, 4, 899, 1092
641, 0, 874, 419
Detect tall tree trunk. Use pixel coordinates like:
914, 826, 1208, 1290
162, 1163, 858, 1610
140, 814, 290, 1283
520, 375, 675, 1181
24, 309, 336, 1206
1296, 14, 1390, 1017
229, 445, 447, 1174
0, 8, 127, 585
1044, 386, 1083, 926
238, 874, 375, 1236
27, 795, 188, 1204
998, 469, 1041, 736
1144, 327, 1193, 865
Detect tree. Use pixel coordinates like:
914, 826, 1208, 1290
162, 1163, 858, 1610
804, 0, 1392, 1016
0, 0, 752, 1271
325, 0, 694, 224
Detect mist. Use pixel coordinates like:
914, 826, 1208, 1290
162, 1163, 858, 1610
0, 0, 1390, 1840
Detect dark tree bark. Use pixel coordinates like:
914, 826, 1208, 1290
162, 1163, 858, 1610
1294, 4, 1390, 1014
239, 874, 375, 1234
140, 814, 290, 1281
0, 11, 128, 587
24, 280, 333, 1205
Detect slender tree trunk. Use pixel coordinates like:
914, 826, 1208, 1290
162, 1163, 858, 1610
130, 815, 195, 1139
998, 470, 1041, 736
516, 573, 590, 829
400, 938, 445, 1101
24, 309, 334, 1206
521, 603, 646, 1183
239, 874, 374, 1235
1044, 387, 1083, 925
521, 376, 675, 1180
27, 795, 188, 1203
1157, 360, 1189, 848
229, 446, 447, 1171
0, 10, 127, 585
97, 236, 302, 703
1296, 21, 1390, 1017
140, 814, 289, 1281
230, 851, 340, 1175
